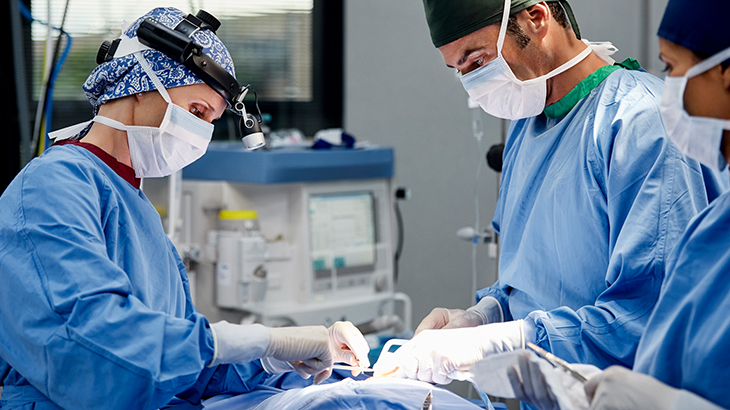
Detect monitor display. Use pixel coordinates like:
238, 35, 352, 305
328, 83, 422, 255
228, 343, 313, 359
309, 192, 376, 275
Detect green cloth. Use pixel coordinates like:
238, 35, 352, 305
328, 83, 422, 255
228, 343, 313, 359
423, 0, 580, 48
543, 58, 642, 119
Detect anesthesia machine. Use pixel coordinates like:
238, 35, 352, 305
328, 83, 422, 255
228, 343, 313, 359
146, 142, 410, 330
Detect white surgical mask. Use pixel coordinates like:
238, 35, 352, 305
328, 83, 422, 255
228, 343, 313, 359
50, 52, 214, 178
660, 46, 730, 171
460, 0, 615, 120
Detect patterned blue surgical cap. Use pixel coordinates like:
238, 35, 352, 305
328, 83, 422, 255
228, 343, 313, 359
83, 7, 236, 112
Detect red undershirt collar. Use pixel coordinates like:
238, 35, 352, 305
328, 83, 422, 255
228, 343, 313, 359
53, 140, 141, 189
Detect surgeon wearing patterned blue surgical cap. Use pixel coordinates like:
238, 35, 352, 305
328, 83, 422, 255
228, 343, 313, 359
0, 7, 370, 410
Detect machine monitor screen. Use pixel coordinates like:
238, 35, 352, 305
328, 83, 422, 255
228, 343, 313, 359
309, 192, 376, 276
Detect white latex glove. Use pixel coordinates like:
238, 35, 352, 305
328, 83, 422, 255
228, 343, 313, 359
209, 321, 270, 367
265, 321, 370, 384
415, 297, 503, 335
329, 320, 371, 372
374, 320, 525, 385
471, 350, 601, 410
477, 350, 560, 410
585, 366, 681, 410
415, 308, 486, 335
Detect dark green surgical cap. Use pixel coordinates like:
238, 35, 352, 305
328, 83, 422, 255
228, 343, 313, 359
423, 0, 580, 48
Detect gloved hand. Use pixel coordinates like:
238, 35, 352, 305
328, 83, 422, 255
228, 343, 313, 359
374, 320, 526, 384
471, 350, 601, 410
329, 320, 371, 372
476, 350, 560, 410
415, 308, 486, 335
415, 297, 503, 335
585, 366, 680, 410
264, 325, 332, 383
265, 321, 370, 384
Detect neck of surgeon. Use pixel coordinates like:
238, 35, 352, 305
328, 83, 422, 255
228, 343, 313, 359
507, 5, 608, 106
540, 28, 607, 106
82, 97, 135, 168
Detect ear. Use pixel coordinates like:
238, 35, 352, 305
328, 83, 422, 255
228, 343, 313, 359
520, 3, 550, 40
723, 65, 730, 93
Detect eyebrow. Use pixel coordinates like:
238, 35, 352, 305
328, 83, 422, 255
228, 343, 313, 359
200, 98, 226, 121
446, 46, 487, 69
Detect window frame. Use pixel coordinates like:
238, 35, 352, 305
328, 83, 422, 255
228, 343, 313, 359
46, 0, 343, 138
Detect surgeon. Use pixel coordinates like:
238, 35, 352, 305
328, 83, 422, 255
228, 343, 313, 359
590, 0, 730, 408
374, 0, 726, 389
435, 0, 730, 409
0, 7, 369, 410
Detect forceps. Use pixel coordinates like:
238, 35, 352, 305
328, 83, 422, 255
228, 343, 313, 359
331, 364, 375, 373
527, 342, 589, 383
422, 390, 433, 410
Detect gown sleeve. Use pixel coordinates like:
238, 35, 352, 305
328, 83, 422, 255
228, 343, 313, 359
0, 158, 268, 409
525, 92, 714, 367
176, 362, 270, 404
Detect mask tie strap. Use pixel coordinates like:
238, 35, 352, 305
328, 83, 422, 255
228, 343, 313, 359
133, 52, 173, 104
583, 40, 617, 65
519, 44, 592, 86
92, 115, 130, 131
686, 46, 730, 79
496, 0, 511, 55
542, 45, 592, 78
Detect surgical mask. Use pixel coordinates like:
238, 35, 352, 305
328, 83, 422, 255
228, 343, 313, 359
660, 46, 730, 171
460, 0, 615, 120
50, 52, 214, 178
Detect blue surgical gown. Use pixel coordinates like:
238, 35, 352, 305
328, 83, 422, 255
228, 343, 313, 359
0, 143, 270, 409
476, 67, 727, 368
633, 189, 730, 409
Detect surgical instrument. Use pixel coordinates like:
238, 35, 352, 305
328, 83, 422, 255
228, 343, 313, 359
331, 364, 375, 373
422, 390, 433, 410
527, 342, 589, 383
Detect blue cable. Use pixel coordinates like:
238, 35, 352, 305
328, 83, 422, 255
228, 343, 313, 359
19, 0, 73, 150
45, 32, 72, 140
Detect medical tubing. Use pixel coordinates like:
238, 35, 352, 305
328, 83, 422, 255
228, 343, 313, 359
393, 199, 404, 283
43, 33, 72, 142
49, 33, 72, 86
11, 0, 32, 166
30, 1, 52, 157
252, 88, 263, 123
472, 133, 485, 304
44, 0, 71, 94
39, 0, 70, 154
25, 0, 72, 156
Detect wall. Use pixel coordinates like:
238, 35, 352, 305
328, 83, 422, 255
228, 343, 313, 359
344, 0, 503, 332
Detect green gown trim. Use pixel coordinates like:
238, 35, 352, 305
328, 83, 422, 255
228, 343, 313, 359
544, 58, 641, 119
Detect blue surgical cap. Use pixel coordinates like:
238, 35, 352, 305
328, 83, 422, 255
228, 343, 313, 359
83, 7, 236, 111
658, 0, 730, 57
